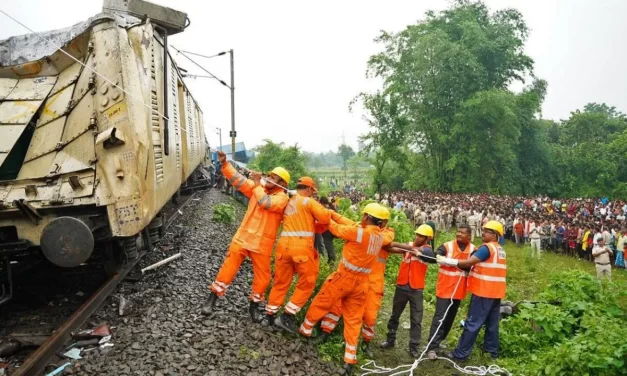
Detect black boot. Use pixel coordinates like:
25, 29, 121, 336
249, 301, 263, 323
342, 363, 354, 376
274, 312, 299, 334
409, 343, 420, 358
314, 332, 329, 345
261, 313, 275, 327
361, 341, 374, 359
200, 293, 218, 316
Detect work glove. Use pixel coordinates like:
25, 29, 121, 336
436, 255, 458, 267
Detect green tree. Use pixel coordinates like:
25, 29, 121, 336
362, 0, 537, 193
248, 140, 308, 187
338, 144, 355, 180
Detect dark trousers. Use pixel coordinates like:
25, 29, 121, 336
321, 231, 335, 262
386, 286, 423, 345
427, 297, 461, 351
453, 295, 501, 359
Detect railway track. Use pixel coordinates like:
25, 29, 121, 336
9, 191, 201, 376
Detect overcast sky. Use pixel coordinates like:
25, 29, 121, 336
1, 0, 626, 153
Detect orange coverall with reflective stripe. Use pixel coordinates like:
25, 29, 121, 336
266, 195, 334, 315
210, 162, 289, 302
300, 220, 394, 365
321, 228, 393, 341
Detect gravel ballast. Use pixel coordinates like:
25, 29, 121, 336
67, 189, 341, 376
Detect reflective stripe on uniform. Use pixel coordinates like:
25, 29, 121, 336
281, 231, 315, 237
344, 352, 357, 360
259, 195, 272, 209
377, 257, 387, 264
321, 321, 336, 330
342, 258, 371, 273
300, 326, 312, 335
361, 326, 375, 337
324, 313, 340, 322
266, 305, 280, 313
469, 271, 506, 282
356, 227, 364, 243
346, 344, 357, 351
476, 262, 507, 269
234, 176, 246, 189
251, 293, 263, 302
229, 172, 243, 184
303, 197, 310, 205
438, 269, 464, 277
285, 302, 300, 314
304, 319, 314, 327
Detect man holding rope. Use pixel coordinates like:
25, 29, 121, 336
437, 220, 507, 361
201, 151, 290, 322
423, 224, 476, 360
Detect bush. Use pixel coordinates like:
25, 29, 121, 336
499, 270, 627, 375
213, 203, 236, 224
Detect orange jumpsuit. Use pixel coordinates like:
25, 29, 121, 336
320, 228, 393, 342
210, 162, 289, 303
299, 220, 394, 365
265, 195, 334, 316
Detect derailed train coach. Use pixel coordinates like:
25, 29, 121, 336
0, 0, 209, 304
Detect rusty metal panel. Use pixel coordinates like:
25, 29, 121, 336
0, 124, 26, 166
5, 76, 56, 100
50, 62, 82, 96
0, 100, 43, 124
38, 85, 74, 125
0, 78, 18, 100
16, 153, 56, 180
53, 132, 95, 175
23, 116, 66, 162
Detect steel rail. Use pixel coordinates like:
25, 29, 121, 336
14, 190, 200, 376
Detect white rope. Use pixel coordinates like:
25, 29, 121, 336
359, 258, 511, 376
0, 9, 292, 192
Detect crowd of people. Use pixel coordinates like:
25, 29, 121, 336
204, 157, 623, 375
202, 154, 512, 375
373, 191, 626, 277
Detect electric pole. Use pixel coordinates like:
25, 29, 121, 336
229, 49, 236, 161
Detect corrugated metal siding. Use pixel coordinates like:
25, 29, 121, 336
150, 43, 163, 183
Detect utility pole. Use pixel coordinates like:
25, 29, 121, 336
215, 127, 222, 152
229, 49, 236, 161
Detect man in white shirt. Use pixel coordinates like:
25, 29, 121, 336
529, 220, 543, 259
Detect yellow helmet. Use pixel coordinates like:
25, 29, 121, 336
483, 220, 504, 236
269, 167, 290, 185
415, 224, 434, 238
362, 203, 390, 220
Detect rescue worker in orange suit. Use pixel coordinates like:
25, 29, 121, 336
264, 177, 336, 333
316, 227, 420, 358
380, 224, 435, 358
437, 220, 507, 361
299, 203, 394, 376
201, 150, 290, 322
422, 224, 476, 360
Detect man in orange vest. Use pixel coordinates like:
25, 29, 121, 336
437, 220, 507, 360
299, 203, 394, 376
264, 177, 336, 333
424, 224, 476, 360
201, 151, 290, 323
380, 224, 435, 358
316, 227, 419, 358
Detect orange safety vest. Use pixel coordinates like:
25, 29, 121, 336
436, 241, 475, 300
368, 228, 394, 293
396, 244, 430, 290
467, 241, 507, 299
279, 195, 333, 249
328, 222, 394, 277
222, 162, 289, 255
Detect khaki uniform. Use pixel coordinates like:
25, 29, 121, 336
593, 245, 612, 281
